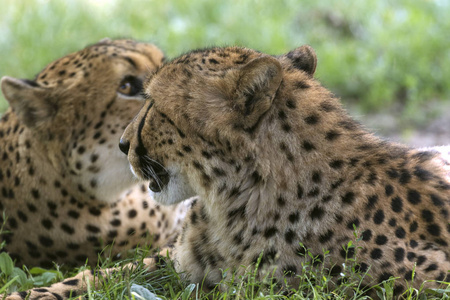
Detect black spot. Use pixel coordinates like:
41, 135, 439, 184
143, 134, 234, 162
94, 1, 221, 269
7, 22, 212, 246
284, 229, 296, 244
378, 273, 393, 283
375, 235, 388, 245
86, 224, 100, 233
421, 209, 434, 223
17, 211, 27, 222
108, 230, 118, 238
283, 265, 297, 277
414, 166, 432, 181
307, 187, 320, 197
325, 130, 340, 141
318, 230, 334, 243
330, 265, 342, 276
38, 236, 54, 247
388, 218, 397, 227
399, 169, 411, 185
297, 184, 304, 198
430, 194, 444, 207
386, 168, 399, 179
401, 270, 413, 282
370, 248, 383, 260
227, 204, 246, 228
340, 246, 355, 259
367, 194, 378, 209
361, 230, 372, 241
424, 264, 438, 272
407, 189, 421, 205
89, 207, 101, 216
190, 211, 198, 225
31, 189, 40, 199
407, 252, 416, 261
128, 209, 137, 218
373, 209, 385, 224
310, 206, 325, 220
27, 203, 37, 212
427, 223, 441, 236
8, 217, 17, 229
278, 110, 287, 120
213, 167, 226, 177
302, 140, 316, 151
341, 192, 355, 204
385, 184, 394, 196
288, 211, 300, 223
436, 272, 446, 282
417, 256, 427, 266
409, 221, 418, 232
311, 171, 321, 183
68, 210, 80, 219
277, 196, 286, 206
394, 248, 405, 262
355, 263, 369, 273
304, 114, 319, 125
67, 242, 80, 250
264, 227, 278, 238
61, 224, 75, 235
391, 197, 403, 213
77, 146, 86, 154
63, 278, 79, 286
395, 227, 406, 239
282, 123, 292, 132
329, 160, 344, 169
347, 218, 360, 230
286, 99, 296, 109
41, 219, 53, 229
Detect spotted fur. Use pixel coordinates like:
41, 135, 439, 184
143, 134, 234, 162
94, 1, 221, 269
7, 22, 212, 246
121, 45, 450, 294
0, 39, 189, 269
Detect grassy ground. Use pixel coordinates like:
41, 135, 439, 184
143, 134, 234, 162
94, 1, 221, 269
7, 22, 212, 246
2, 239, 450, 299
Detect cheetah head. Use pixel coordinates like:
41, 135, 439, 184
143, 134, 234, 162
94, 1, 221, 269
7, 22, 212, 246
120, 46, 317, 205
1, 39, 164, 203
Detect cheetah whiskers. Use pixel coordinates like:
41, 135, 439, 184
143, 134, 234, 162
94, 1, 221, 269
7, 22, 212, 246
141, 154, 168, 190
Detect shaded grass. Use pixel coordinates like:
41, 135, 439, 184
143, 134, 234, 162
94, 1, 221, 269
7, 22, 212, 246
2, 221, 449, 299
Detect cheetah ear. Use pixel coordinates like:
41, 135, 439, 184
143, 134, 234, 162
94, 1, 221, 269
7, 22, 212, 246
234, 56, 282, 129
1, 76, 56, 128
285, 45, 317, 76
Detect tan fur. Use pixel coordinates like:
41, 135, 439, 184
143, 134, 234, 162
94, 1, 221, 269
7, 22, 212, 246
0, 39, 189, 269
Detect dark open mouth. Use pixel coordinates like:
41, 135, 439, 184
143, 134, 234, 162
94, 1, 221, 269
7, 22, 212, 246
139, 157, 170, 192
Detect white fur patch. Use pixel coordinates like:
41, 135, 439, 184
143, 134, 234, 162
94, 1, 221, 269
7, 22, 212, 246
152, 167, 196, 205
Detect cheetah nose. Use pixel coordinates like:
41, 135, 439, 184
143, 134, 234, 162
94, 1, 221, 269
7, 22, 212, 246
119, 138, 130, 155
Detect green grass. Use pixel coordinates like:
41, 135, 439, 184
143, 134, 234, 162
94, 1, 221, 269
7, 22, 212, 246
2, 222, 449, 299
1, 0, 450, 120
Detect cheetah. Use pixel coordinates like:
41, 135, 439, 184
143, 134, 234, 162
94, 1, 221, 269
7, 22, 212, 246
0, 39, 189, 269
121, 45, 450, 293
11, 45, 450, 299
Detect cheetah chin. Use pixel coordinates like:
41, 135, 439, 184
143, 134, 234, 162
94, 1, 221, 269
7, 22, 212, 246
148, 166, 196, 206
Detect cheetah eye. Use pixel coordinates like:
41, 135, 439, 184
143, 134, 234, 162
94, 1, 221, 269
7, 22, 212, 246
118, 76, 143, 97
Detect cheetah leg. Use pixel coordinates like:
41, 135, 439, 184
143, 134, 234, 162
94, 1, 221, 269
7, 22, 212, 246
2, 248, 174, 300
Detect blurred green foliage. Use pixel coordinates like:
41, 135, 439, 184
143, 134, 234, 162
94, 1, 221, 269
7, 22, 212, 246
1, 0, 449, 118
